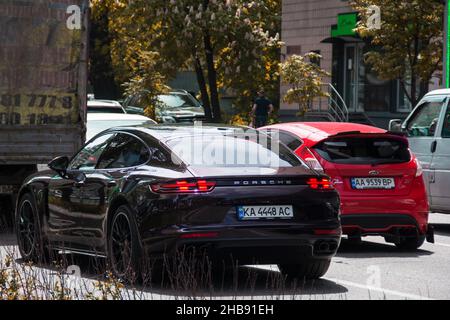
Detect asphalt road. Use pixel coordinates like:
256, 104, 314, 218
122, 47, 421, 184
1, 213, 450, 300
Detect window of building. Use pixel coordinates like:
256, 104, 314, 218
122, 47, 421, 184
286, 45, 301, 56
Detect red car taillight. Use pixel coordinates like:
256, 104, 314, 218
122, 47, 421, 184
150, 180, 216, 193
414, 158, 423, 177
307, 178, 334, 190
298, 147, 324, 173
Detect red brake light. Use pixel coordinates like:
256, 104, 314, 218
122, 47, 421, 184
179, 232, 219, 239
298, 147, 324, 173
414, 158, 423, 178
150, 180, 216, 193
314, 228, 342, 236
307, 178, 334, 190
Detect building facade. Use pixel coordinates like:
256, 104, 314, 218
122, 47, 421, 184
280, 0, 440, 128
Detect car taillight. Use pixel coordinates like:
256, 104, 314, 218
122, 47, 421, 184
150, 180, 216, 193
414, 158, 423, 177
179, 232, 219, 239
298, 147, 324, 173
307, 178, 334, 190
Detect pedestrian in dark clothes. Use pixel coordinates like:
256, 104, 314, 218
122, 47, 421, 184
251, 89, 274, 128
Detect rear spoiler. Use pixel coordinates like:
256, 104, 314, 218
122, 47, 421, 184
318, 130, 409, 147
328, 130, 407, 138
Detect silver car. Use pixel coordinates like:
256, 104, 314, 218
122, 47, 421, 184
391, 89, 450, 214
122, 90, 205, 123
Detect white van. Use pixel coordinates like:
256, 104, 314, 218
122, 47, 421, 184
390, 89, 450, 214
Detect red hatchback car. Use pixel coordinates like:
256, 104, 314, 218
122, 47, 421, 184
260, 122, 434, 250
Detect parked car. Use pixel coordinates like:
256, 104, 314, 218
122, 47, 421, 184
86, 113, 156, 141
87, 100, 126, 114
122, 90, 205, 123
389, 89, 450, 214
260, 122, 434, 250
15, 124, 341, 279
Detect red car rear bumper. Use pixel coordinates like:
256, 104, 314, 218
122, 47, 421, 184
340, 194, 429, 235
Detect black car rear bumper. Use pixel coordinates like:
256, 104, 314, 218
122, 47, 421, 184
141, 224, 342, 264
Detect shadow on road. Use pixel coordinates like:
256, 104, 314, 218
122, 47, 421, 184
9, 252, 349, 299
432, 223, 450, 237
133, 266, 349, 299
0, 232, 16, 246
336, 238, 433, 259
73, 256, 349, 299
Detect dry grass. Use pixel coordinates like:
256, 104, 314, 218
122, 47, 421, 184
0, 244, 337, 300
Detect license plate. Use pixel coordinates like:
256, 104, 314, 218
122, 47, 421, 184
237, 205, 294, 220
351, 177, 395, 190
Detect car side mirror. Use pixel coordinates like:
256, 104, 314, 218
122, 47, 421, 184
48, 156, 69, 176
388, 119, 403, 132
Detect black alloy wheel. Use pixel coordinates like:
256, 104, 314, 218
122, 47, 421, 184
16, 193, 46, 262
108, 205, 142, 280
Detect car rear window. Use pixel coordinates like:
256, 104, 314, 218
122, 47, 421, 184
314, 136, 411, 165
166, 133, 305, 168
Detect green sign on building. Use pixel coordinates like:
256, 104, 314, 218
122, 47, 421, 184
331, 13, 358, 37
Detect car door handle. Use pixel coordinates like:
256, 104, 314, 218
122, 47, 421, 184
73, 181, 85, 188
431, 140, 437, 153
107, 181, 117, 187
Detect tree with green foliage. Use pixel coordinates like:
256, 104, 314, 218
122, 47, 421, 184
122, 51, 171, 119
91, 0, 169, 116
90, 0, 281, 123
350, 0, 443, 107
280, 52, 330, 116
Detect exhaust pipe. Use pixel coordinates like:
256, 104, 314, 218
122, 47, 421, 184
314, 240, 338, 254
318, 242, 330, 252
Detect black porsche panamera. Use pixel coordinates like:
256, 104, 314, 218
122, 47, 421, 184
15, 124, 341, 279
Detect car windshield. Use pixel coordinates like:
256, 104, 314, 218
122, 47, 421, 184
314, 136, 411, 165
157, 94, 201, 108
166, 133, 304, 168
87, 119, 154, 141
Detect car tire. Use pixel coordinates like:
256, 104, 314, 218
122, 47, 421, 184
278, 259, 331, 280
395, 235, 426, 251
347, 235, 362, 245
107, 205, 143, 282
16, 193, 48, 263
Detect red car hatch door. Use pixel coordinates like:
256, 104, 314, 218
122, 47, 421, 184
311, 133, 416, 197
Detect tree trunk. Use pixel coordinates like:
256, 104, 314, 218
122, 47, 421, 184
399, 79, 412, 106
410, 74, 417, 108
203, 32, 221, 123
193, 56, 212, 121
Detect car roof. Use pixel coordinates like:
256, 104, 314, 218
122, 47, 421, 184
87, 113, 152, 121
424, 89, 450, 97
104, 123, 255, 142
262, 122, 387, 145
87, 100, 122, 107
